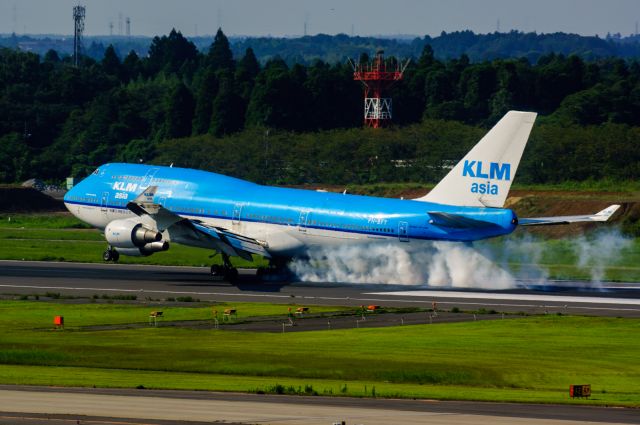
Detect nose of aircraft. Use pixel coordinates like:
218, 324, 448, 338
63, 182, 80, 218
63, 173, 93, 219
63, 183, 77, 204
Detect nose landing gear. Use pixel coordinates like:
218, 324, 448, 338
103, 246, 120, 262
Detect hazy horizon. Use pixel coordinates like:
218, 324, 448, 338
1, 0, 638, 38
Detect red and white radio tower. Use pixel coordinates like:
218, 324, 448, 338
352, 50, 410, 128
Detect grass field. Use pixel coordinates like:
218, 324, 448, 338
0, 213, 265, 267
0, 300, 638, 406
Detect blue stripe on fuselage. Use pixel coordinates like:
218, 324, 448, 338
64, 163, 517, 242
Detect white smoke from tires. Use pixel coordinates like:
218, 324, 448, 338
289, 228, 632, 289
289, 241, 515, 289
571, 229, 632, 286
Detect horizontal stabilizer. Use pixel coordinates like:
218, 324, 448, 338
428, 212, 499, 229
519, 204, 621, 226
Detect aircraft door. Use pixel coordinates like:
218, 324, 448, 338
232, 203, 243, 225
141, 168, 159, 188
398, 221, 409, 242
100, 191, 109, 215
298, 210, 309, 233
156, 189, 172, 209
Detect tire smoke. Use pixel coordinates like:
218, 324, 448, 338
571, 228, 632, 286
289, 241, 515, 289
289, 228, 632, 289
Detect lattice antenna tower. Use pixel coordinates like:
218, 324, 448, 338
73, 4, 86, 67
351, 50, 410, 128
12, 4, 17, 34
126, 17, 131, 37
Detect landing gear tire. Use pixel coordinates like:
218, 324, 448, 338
210, 264, 238, 282
210, 264, 224, 276
225, 267, 239, 282
102, 250, 112, 262
257, 259, 292, 282
103, 248, 119, 262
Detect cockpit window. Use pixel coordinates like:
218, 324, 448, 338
92, 168, 100, 175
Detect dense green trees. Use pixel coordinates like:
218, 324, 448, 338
165, 82, 195, 139
1, 28, 639, 186
154, 120, 640, 186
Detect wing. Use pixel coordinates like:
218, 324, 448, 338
519, 204, 621, 226
126, 186, 271, 260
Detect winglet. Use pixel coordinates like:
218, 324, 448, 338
127, 185, 160, 216
133, 185, 158, 204
592, 204, 621, 221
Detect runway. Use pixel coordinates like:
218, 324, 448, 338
0, 386, 638, 425
1, 260, 640, 317
1, 261, 639, 424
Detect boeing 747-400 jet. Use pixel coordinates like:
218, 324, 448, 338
64, 111, 619, 280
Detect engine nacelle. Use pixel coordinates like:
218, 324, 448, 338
117, 241, 170, 257
105, 219, 162, 249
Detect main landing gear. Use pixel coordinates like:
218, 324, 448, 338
103, 246, 120, 262
256, 258, 292, 282
210, 253, 239, 281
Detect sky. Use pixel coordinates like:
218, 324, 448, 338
0, 0, 638, 38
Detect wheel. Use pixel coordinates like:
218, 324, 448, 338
210, 264, 224, 276
257, 266, 293, 282
111, 250, 120, 262
103, 249, 113, 262
224, 267, 239, 282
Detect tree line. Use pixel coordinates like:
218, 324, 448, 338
0, 28, 639, 184
4, 30, 640, 64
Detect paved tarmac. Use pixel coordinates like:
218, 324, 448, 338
0, 261, 639, 423
0, 386, 638, 425
1, 260, 639, 317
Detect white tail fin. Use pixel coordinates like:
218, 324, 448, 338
416, 111, 537, 208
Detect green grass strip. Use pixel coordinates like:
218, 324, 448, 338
2, 364, 634, 406
0, 302, 638, 406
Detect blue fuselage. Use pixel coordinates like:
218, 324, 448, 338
64, 163, 518, 257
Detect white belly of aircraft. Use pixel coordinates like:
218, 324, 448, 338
67, 203, 398, 258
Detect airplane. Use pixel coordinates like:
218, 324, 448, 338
63, 111, 620, 281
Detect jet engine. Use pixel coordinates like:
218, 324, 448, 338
117, 241, 170, 257
105, 219, 162, 248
